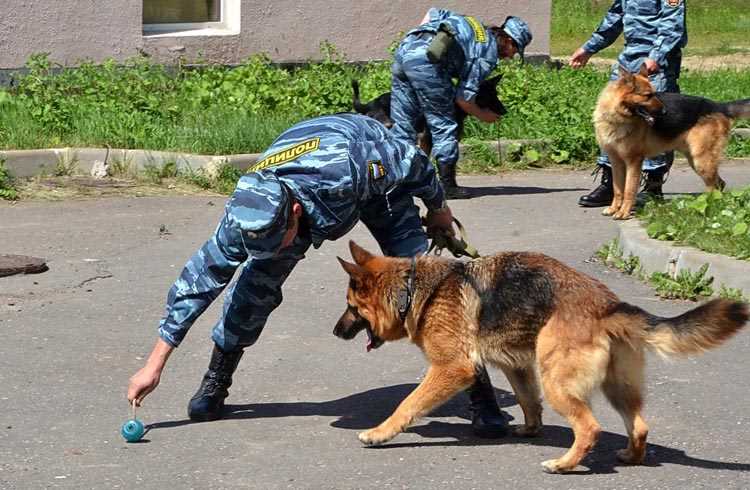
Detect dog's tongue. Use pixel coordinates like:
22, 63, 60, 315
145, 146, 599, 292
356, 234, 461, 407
366, 328, 373, 352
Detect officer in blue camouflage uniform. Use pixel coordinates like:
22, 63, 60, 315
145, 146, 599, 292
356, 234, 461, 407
391, 9, 532, 199
127, 113, 510, 437
571, 0, 687, 207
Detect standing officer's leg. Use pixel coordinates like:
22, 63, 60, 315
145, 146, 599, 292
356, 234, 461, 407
391, 41, 425, 145
189, 234, 311, 421
642, 51, 682, 198
361, 193, 509, 438
579, 64, 619, 207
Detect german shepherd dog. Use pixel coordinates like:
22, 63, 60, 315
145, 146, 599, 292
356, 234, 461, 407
594, 65, 750, 219
351, 75, 506, 156
333, 241, 748, 473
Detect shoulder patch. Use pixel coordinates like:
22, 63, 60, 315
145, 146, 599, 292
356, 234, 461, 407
465, 16, 487, 43
666, 0, 682, 6
249, 138, 320, 173
368, 160, 387, 180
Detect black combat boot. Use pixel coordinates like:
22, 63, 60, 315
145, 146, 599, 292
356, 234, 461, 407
578, 165, 613, 207
188, 345, 244, 422
641, 168, 667, 200
439, 165, 471, 200
467, 366, 509, 438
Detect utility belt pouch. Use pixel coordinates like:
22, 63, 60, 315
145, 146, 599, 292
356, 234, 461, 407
426, 25, 456, 64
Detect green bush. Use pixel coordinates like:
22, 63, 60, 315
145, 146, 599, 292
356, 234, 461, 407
1, 51, 749, 164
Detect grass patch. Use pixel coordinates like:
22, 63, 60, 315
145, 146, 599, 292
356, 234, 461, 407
1, 52, 749, 167
596, 238, 723, 301
0, 159, 19, 200
551, 0, 750, 58
638, 188, 750, 261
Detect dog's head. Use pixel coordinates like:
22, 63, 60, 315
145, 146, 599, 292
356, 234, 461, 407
473, 74, 507, 117
613, 65, 664, 124
333, 241, 410, 351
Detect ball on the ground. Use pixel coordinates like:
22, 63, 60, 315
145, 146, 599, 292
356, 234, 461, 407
121, 419, 145, 442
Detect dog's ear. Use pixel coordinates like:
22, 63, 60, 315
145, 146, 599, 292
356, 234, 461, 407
349, 240, 375, 266
486, 74, 502, 87
618, 65, 632, 81
337, 256, 365, 279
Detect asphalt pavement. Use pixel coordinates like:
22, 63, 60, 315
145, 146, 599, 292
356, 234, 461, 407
1, 162, 749, 489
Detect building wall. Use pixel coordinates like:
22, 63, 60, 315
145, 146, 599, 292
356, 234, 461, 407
0, 1, 550, 69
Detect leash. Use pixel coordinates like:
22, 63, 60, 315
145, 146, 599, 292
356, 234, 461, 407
422, 217, 481, 259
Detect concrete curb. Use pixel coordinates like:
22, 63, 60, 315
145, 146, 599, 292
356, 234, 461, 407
618, 219, 750, 293
0, 139, 549, 178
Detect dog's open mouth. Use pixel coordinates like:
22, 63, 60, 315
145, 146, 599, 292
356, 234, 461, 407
635, 106, 656, 126
365, 326, 384, 352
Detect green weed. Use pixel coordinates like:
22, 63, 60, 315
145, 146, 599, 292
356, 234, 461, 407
650, 264, 715, 301
0, 159, 18, 200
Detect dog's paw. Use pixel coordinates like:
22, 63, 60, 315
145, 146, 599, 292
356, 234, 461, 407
616, 448, 645, 465
358, 428, 395, 446
602, 206, 616, 216
540, 458, 574, 474
513, 424, 542, 438
612, 211, 634, 220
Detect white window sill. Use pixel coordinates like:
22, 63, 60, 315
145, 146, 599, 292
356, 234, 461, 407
143, 26, 239, 38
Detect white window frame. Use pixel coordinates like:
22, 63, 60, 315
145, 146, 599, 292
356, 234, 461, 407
143, 0, 240, 37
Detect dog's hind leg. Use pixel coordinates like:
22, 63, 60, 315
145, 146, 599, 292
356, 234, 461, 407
536, 327, 608, 473
358, 363, 475, 446
687, 147, 726, 192
499, 362, 543, 437
602, 342, 649, 465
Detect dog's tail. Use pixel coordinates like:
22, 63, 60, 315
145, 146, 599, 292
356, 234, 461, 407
351, 79, 367, 114
609, 299, 748, 357
722, 99, 750, 119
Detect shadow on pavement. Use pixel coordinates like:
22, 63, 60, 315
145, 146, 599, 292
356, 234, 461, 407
462, 185, 587, 198
147, 383, 750, 474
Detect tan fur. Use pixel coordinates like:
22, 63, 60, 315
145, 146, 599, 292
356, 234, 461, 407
334, 242, 748, 473
594, 66, 733, 219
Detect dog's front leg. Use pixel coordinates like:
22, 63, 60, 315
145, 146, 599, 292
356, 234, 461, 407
613, 159, 642, 219
358, 364, 474, 446
603, 156, 626, 216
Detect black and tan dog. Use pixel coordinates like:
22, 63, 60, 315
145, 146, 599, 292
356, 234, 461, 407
333, 241, 748, 473
594, 65, 750, 219
351, 75, 506, 156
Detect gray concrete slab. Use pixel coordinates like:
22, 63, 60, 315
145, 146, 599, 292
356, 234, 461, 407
1, 161, 749, 489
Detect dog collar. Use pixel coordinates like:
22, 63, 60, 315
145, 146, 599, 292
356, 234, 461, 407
397, 257, 417, 323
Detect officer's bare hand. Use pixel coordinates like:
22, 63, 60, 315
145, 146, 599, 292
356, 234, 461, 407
127, 338, 174, 406
569, 48, 592, 69
643, 58, 660, 74
477, 109, 500, 124
128, 365, 162, 406
425, 206, 455, 236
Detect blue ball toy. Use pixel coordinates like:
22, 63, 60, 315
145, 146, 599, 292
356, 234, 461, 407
121, 418, 145, 442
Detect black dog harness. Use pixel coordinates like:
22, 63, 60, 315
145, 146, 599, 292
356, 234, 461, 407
397, 256, 418, 322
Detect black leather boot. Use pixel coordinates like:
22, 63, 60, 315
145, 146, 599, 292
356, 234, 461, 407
641, 169, 666, 200
578, 166, 613, 207
467, 366, 509, 438
188, 345, 244, 422
439, 165, 471, 200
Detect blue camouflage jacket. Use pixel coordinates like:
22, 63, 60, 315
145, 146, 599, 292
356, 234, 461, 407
409, 8, 499, 102
157, 114, 444, 347
583, 0, 687, 71
248, 113, 445, 248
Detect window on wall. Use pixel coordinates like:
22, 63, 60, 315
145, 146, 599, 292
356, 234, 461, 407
144, 0, 221, 24
143, 0, 240, 36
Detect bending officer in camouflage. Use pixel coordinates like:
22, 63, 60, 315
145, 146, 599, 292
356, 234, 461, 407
570, 0, 686, 207
127, 113, 511, 438
391, 8, 532, 199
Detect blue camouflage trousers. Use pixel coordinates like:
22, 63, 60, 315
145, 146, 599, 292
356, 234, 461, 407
210, 192, 428, 352
391, 33, 459, 173
598, 52, 682, 173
